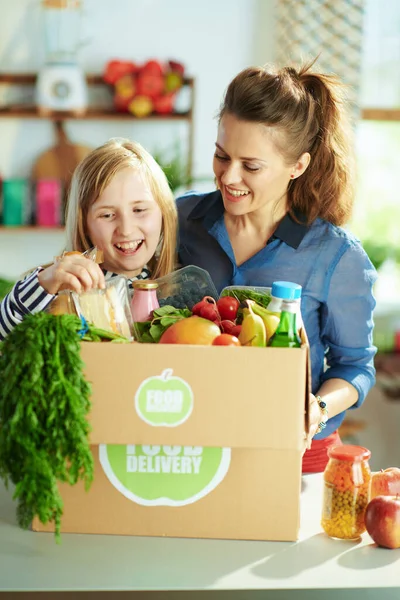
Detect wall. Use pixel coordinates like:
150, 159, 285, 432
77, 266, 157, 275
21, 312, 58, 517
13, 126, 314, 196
0, 0, 275, 278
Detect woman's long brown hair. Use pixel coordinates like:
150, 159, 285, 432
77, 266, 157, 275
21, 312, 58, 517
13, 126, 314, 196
219, 60, 355, 226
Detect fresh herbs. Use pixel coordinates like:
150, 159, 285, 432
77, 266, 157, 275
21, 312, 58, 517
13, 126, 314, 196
0, 312, 114, 541
134, 305, 192, 343
221, 287, 271, 309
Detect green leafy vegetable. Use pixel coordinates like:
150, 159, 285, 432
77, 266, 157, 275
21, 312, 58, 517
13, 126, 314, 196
220, 288, 271, 308
0, 312, 124, 542
134, 305, 192, 343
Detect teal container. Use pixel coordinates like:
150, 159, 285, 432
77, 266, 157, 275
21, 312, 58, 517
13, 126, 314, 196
2, 179, 30, 226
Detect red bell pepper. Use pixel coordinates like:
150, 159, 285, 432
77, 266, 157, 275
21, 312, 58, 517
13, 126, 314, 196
103, 60, 137, 85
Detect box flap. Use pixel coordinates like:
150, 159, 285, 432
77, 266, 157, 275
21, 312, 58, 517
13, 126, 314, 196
300, 327, 311, 438
81, 341, 309, 450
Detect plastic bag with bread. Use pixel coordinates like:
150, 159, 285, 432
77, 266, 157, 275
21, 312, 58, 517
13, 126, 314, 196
72, 276, 133, 340
47, 248, 133, 340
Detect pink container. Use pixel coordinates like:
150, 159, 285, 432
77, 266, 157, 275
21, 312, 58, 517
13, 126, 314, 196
35, 179, 62, 227
130, 280, 159, 322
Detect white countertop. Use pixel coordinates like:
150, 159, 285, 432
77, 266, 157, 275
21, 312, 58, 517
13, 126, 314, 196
1, 473, 399, 596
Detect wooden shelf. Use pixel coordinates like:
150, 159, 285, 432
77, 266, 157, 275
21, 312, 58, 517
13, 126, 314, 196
0, 106, 191, 121
0, 73, 193, 121
0, 72, 195, 181
0, 73, 193, 86
361, 108, 400, 122
0, 226, 65, 233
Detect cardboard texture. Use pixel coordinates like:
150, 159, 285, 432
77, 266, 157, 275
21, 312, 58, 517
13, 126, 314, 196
33, 335, 310, 542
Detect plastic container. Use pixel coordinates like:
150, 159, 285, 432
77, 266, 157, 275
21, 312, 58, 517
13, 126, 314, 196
321, 445, 372, 540
131, 280, 160, 322
35, 178, 62, 226
2, 179, 31, 226
154, 265, 218, 310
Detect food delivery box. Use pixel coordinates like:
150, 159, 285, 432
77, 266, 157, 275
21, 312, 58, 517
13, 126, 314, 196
33, 336, 310, 541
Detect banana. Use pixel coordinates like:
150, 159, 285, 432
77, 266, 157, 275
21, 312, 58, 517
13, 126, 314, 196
248, 300, 280, 344
238, 303, 267, 347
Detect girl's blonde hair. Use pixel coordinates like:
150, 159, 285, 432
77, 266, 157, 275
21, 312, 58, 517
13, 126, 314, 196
65, 138, 177, 279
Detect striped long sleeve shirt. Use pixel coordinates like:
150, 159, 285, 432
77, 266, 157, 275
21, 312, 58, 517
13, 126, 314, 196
0, 266, 151, 341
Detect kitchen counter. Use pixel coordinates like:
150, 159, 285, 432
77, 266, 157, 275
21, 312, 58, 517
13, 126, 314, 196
0, 473, 399, 598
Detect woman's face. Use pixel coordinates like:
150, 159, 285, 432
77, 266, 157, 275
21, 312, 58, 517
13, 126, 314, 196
86, 168, 162, 278
213, 113, 295, 217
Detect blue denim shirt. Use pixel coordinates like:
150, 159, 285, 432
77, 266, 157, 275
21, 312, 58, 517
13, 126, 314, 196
177, 190, 377, 439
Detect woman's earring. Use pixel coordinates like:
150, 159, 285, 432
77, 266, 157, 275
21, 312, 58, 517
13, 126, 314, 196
290, 174, 295, 179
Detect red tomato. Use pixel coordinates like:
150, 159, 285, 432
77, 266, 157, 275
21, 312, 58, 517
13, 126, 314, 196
212, 334, 241, 346
217, 297, 240, 321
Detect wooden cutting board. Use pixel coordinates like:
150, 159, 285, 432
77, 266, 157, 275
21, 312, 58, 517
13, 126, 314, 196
32, 120, 92, 191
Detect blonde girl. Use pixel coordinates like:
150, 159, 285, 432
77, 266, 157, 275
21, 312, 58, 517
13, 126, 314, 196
0, 138, 177, 339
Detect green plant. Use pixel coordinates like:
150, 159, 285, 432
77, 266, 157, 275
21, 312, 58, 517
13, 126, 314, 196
153, 142, 192, 192
0, 313, 129, 541
0, 278, 14, 300
360, 240, 394, 272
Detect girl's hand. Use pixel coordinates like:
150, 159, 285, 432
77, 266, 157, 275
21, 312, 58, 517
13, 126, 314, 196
38, 254, 106, 295
306, 394, 323, 449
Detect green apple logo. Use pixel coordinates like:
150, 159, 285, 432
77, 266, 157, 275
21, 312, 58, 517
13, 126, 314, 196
135, 369, 193, 427
99, 444, 231, 506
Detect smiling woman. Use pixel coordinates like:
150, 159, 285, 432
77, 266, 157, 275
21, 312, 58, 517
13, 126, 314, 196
176, 61, 377, 474
0, 138, 178, 340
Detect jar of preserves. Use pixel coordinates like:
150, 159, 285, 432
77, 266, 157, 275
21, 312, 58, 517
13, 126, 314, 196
321, 445, 371, 540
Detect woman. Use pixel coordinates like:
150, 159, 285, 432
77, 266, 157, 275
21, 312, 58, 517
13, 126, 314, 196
176, 62, 377, 472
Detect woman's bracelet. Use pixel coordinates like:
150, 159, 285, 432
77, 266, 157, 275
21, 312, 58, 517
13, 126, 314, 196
316, 395, 328, 434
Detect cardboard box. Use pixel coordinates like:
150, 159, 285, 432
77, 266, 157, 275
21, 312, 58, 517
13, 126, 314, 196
33, 335, 310, 541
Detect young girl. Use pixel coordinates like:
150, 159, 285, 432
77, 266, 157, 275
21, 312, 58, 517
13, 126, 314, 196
0, 138, 177, 340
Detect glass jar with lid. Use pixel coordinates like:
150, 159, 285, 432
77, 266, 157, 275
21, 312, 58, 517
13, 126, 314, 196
321, 445, 371, 540
130, 280, 159, 323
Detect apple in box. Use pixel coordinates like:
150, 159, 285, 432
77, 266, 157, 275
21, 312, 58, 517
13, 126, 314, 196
365, 495, 400, 549
371, 467, 400, 499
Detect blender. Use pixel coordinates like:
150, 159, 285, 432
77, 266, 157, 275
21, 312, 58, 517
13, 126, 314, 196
36, 0, 88, 115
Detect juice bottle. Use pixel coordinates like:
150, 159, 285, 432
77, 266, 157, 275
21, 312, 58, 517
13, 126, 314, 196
130, 280, 159, 322
269, 281, 303, 331
267, 298, 301, 348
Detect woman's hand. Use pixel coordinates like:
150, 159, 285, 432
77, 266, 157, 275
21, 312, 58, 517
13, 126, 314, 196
306, 393, 323, 449
38, 254, 106, 295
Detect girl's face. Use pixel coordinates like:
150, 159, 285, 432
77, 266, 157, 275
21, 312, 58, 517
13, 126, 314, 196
213, 113, 296, 218
87, 168, 162, 278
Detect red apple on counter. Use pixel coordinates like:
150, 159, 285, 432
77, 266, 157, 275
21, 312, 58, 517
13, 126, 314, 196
365, 495, 400, 549
371, 467, 400, 499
